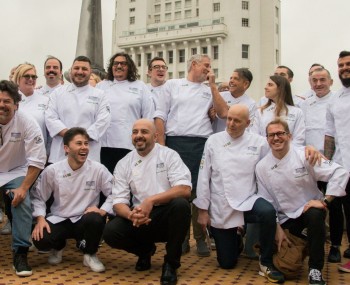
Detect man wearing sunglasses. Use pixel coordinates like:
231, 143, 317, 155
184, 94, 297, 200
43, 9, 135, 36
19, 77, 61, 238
256, 118, 348, 285
0, 80, 46, 277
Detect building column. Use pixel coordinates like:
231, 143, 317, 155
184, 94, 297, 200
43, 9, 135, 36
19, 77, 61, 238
172, 42, 177, 77
184, 41, 189, 77
130, 47, 136, 62
162, 43, 167, 62
195, 39, 200, 54
217, 37, 224, 82
139, 46, 145, 81
206, 38, 212, 57
150, 45, 156, 59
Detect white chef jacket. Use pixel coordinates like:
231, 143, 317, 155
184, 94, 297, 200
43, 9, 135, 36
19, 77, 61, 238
299, 89, 315, 100
258, 95, 304, 108
112, 143, 192, 207
193, 131, 269, 229
325, 86, 350, 171
212, 92, 257, 133
97, 79, 154, 150
300, 91, 332, 153
19, 90, 50, 150
251, 102, 305, 146
256, 147, 349, 224
36, 84, 62, 97
31, 159, 114, 223
0, 110, 46, 187
154, 78, 214, 138
147, 83, 164, 111
45, 83, 111, 163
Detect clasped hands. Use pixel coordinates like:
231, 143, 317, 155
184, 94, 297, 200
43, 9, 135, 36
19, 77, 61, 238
128, 199, 153, 227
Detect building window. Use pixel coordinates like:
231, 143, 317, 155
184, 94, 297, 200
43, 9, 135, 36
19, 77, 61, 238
202, 47, 208, 54
154, 14, 160, 23
242, 44, 249, 59
168, 72, 173, 79
242, 18, 249, 27
191, 47, 197, 55
276, 23, 279, 34
146, 53, 152, 65
179, 49, 185, 63
196, 8, 199, 16
175, 1, 181, 9
275, 6, 279, 18
175, 11, 181, 19
130, 8, 135, 12
185, 9, 191, 18
185, 0, 191, 7
213, 68, 218, 78
213, 3, 220, 12
276, 49, 279, 64
137, 54, 141, 67
242, 1, 249, 10
168, 50, 174, 64
213, 45, 219, 59
129, 16, 135, 25
165, 2, 172, 11
178, 71, 185, 78
130, 0, 135, 2
158, 51, 163, 58
165, 13, 171, 21
154, 4, 161, 13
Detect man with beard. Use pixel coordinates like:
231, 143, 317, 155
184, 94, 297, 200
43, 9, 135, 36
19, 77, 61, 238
45, 56, 111, 163
0, 80, 46, 276
154, 54, 228, 257
37, 56, 64, 96
31, 127, 114, 273
96, 52, 154, 174
103, 119, 191, 285
146, 57, 168, 110
325, 50, 350, 272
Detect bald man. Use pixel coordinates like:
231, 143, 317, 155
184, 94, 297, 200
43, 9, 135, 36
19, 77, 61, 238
193, 105, 285, 283
103, 119, 192, 285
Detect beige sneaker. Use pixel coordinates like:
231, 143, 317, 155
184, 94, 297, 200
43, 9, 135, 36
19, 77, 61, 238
83, 254, 105, 272
48, 249, 63, 265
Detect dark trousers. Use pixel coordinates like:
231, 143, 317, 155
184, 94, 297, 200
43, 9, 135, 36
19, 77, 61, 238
166, 136, 206, 242
282, 207, 326, 270
33, 212, 105, 254
100, 147, 131, 174
211, 198, 276, 269
103, 198, 191, 269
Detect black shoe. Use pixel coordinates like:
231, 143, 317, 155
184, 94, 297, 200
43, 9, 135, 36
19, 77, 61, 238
344, 248, 350, 258
160, 263, 177, 285
181, 240, 190, 255
135, 245, 156, 271
13, 248, 32, 277
308, 268, 326, 285
328, 246, 341, 263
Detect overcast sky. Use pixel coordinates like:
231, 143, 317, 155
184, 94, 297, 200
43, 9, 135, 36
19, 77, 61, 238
0, 0, 349, 94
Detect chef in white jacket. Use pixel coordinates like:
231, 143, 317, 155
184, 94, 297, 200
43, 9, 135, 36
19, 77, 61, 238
45, 56, 111, 163
194, 104, 285, 284
256, 118, 349, 285
31, 127, 114, 273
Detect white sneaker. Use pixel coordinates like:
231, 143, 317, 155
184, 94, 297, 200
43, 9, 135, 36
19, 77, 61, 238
0, 219, 11, 235
48, 249, 63, 265
83, 254, 105, 272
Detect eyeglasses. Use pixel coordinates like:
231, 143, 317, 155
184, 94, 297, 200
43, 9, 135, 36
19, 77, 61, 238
22, 74, 38, 80
266, 131, 289, 139
151, 65, 168, 71
113, 61, 128, 67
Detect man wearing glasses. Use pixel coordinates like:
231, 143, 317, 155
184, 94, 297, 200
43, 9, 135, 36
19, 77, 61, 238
147, 57, 168, 109
0, 80, 46, 276
96, 52, 154, 174
256, 118, 348, 285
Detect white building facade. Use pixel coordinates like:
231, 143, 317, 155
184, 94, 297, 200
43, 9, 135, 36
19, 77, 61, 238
111, 0, 281, 101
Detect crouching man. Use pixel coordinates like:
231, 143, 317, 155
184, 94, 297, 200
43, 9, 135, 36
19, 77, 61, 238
103, 119, 192, 285
31, 127, 114, 272
256, 118, 349, 285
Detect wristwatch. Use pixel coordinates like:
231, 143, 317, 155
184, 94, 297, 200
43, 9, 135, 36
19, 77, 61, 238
323, 198, 331, 208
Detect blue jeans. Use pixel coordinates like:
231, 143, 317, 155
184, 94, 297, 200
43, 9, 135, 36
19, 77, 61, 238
0, 177, 32, 252
211, 198, 276, 269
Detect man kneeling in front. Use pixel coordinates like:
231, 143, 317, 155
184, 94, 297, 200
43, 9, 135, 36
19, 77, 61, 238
103, 119, 192, 285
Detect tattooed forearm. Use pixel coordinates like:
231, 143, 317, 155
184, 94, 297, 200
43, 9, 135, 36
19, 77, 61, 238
324, 135, 335, 160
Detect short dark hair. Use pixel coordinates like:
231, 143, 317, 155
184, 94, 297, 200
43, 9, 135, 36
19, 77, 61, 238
266, 118, 290, 136
106, 52, 139, 82
234, 68, 253, 85
148, 57, 166, 70
73, 55, 91, 66
0, 80, 21, 104
44, 56, 63, 71
63, 127, 90, 146
276, 65, 294, 78
339, 51, 350, 58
